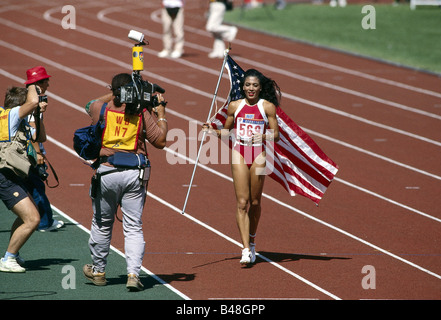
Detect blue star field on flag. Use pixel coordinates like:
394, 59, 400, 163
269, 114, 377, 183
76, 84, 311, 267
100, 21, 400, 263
226, 55, 245, 102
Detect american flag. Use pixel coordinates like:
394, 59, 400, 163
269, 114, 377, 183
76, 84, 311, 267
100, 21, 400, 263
210, 55, 339, 205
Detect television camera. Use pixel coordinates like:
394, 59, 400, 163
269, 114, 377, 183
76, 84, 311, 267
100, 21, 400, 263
120, 30, 166, 115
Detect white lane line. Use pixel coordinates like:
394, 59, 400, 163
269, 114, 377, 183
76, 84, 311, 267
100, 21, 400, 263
148, 7, 441, 99
1, 16, 438, 296
4, 65, 441, 298
2, 57, 441, 224
50, 205, 191, 300
110, 5, 441, 120
1, 17, 441, 149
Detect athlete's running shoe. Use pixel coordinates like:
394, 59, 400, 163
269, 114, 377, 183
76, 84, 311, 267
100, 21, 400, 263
240, 248, 251, 265
250, 243, 256, 264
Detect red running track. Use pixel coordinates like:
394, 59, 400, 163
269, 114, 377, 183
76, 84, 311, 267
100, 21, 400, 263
0, 0, 440, 300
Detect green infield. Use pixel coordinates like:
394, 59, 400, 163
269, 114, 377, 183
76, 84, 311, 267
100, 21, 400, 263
0, 203, 186, 300
226, 3, 441, 74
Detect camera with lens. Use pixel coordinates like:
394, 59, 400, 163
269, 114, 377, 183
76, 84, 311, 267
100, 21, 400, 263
119, 74, 165, 115
120, 30, 166, 115
39, 95, 48, 103
36, 164, 49, 181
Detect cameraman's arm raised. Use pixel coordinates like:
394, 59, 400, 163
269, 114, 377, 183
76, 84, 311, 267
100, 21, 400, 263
94, 93, 113, 103
149, 93, 168, 149
18, 85, 39, 119
85, 93, 112, 116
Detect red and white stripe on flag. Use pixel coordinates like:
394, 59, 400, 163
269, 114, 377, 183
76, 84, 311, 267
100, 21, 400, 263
269, 107, 338, 204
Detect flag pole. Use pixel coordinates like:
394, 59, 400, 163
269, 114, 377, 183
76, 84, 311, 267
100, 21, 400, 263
181, 48, 230, 214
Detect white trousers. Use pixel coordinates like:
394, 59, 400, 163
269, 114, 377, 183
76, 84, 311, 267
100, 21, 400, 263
206, 2, 235, 54
161, 7, 185, 54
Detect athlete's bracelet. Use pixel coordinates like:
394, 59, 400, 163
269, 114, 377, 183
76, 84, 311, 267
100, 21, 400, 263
157, 118, 167, 123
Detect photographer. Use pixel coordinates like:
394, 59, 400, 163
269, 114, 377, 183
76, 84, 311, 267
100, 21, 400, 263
0, 85, 40, 273
24, 66, 64, 232
83, 73, 168, 291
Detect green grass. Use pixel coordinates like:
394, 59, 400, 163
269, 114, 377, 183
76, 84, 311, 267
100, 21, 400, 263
225, 3, 441, 74
0, 203, 184, 300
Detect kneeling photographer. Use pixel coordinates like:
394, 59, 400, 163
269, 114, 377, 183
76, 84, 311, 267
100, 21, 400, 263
83, 72, 168, 291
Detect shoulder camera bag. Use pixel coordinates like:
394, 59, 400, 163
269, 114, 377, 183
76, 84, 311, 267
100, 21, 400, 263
73, 103, 107, 161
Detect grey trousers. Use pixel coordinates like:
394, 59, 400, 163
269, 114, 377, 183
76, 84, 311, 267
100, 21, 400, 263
88, 165, 146, 276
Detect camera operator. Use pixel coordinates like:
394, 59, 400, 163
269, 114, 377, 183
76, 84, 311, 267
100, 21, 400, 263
24, 66, 64, 232
83, 73, 168, 291
0, 85, 41, 273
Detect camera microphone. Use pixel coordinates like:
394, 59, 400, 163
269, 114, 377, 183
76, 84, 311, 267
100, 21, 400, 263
153, 84, 165, 94
128, 30, 145, 44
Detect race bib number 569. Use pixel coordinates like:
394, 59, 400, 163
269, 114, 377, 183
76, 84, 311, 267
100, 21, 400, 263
236, 117, 265, 139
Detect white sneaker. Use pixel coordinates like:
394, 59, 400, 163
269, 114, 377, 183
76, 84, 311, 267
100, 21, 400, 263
208, 52, 223, 59
240, 248, 251, 265
158, 50, 170, 58
250, 243, 256, 263
0, 256, 26, 273
39, 219, 64, 232
170, 51, 182, 58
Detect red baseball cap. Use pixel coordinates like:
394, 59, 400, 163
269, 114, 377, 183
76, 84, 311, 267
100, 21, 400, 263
24, 66, 51, 84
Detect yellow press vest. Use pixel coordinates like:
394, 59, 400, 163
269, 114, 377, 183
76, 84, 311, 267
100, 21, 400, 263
101, 109, 142, 150
0, 107, 12, 142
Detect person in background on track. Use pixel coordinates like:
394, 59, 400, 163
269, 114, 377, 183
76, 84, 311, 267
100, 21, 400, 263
0, 85, 42, 273
206, 0, 237, 58
23, 66, 64, 232
275, 0, 286, 10
203, 68, 281, 266
158, 0, 185, 59
82, 73, 168, 291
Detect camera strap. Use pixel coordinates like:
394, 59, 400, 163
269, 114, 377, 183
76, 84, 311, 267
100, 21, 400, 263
31, 86, 42, 143
43, 154, 59, 188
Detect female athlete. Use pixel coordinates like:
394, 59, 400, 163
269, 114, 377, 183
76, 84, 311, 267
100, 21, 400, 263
204, 68, 281, 265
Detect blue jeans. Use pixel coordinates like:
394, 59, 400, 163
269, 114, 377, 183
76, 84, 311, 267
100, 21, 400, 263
24, 170, 53, 229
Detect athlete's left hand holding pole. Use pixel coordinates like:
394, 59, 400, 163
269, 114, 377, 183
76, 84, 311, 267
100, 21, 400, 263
181, 49, 230, 214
